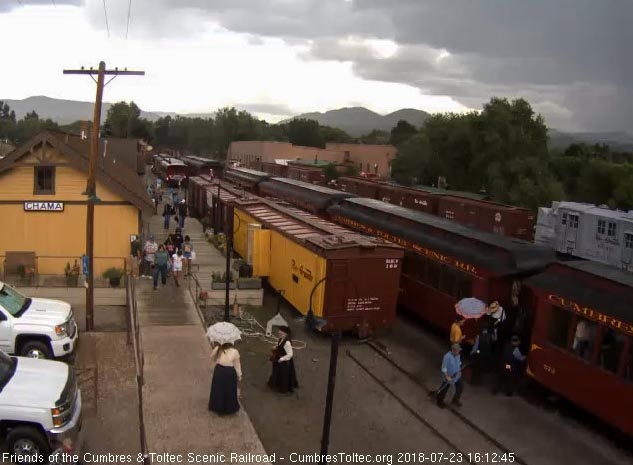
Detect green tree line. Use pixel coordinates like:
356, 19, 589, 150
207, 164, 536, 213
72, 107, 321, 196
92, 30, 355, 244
389, 97, 633, 211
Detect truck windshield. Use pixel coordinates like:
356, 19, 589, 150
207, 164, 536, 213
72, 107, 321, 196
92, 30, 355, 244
0, 351, 16, 389
0, 284, 29, 316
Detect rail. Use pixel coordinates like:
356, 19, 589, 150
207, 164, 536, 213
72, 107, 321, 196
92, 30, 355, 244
125, 273, 149, 464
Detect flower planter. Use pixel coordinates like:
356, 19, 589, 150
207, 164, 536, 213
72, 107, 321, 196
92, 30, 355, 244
237, 278, 261, 290
109, 276, 122, 288
65, 276, 79, 287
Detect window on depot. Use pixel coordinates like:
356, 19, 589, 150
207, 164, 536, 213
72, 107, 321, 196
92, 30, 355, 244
34, 166, 55, 195
547, 305, 573, 349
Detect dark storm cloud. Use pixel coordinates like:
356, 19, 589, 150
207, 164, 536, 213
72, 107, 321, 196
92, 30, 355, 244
79, 0, 632, 131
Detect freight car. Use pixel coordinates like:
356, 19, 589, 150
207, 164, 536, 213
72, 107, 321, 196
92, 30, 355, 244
229, 197, 403, 334
535, 201, 633, 271
187, 176, 214, 219
258, 178, 355, 215
524, 260, 633, 437
224, 167, 270, 192
327, 197, 555, 333
258, 161, 289, 178
335, 177, 535, 240
181, 155, 224, 178
287, 161, 327, 185
437, 196, 535, 241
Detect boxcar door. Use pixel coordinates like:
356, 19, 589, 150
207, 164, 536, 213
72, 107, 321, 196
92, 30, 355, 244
622, 232, 633, 267
564, 213, 579, 253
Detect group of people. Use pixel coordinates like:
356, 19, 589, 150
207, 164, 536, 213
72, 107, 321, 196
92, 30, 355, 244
434, 301, 527, 408
208, 326, 299, 416
139, 229, 195, 289
162, 187, 188, 230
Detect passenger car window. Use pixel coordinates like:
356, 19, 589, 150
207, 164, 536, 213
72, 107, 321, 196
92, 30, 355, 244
599, 328, 625, 373
624, 339, 633, 382
439, 266, 457, 296
425, 260, 441, 289
548, 305, 573, 349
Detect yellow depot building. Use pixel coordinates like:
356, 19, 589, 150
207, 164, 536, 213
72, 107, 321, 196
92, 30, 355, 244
0, 130, 153, 280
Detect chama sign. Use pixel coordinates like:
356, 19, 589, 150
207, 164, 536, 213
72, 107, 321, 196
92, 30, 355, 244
24, 202, 64, 212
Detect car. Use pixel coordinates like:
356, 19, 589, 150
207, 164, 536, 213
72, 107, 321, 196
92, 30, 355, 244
0, 281, 78, 359
0, 350, 82, 461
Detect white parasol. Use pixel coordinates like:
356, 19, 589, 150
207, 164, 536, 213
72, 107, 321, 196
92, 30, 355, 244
206, 321, 242, 345
455, 297, 488, 319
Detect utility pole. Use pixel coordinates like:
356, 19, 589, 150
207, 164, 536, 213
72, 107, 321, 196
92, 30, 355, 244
63, 62, 144, 331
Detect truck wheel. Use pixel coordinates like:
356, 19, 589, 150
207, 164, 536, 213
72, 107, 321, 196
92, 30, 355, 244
20, 341, 52, 359
7, 426, 51, 460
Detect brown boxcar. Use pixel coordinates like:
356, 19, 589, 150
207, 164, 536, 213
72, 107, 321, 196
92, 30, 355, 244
438, 195, 535, 240
259, 161, 289, 178
378, 184, 438, 215
287, 165, 326, 185
524, 260, 633, 437
230, 197, 403, 334
327, 197, 555, 334
337, 177, 381, 199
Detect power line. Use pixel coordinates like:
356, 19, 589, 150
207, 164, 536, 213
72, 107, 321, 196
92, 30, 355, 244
102, 0, 110, 38
52, 0, 56, 6
126, 0, 133, 39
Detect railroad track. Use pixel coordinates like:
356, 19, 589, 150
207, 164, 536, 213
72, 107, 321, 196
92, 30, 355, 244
346, 341, 528, 465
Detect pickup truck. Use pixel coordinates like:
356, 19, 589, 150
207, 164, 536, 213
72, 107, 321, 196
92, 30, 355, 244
0, 281, 78, 359
0, 350, 82, 460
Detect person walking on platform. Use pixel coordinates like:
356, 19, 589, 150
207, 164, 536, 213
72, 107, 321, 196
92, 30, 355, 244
494, 335, 527, 396
450, 315, 466, 345
153, 245, 170, 290
171, 227, 184, 253
433, 344, 464, 408
130, 236, 141, 279
162, 202, 173, 230
171, 249, 184, 287
268, 326, 299, 394
177, 199, 188, 229
182, 235, 194, 276
142, 235, 158, 279
470, 323, 494, 386
208, 342, 242, 416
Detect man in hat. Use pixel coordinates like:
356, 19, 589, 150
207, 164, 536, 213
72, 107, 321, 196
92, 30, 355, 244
177, 198, 188, 229
494, 335, 526, 396
434, 343, 464, 408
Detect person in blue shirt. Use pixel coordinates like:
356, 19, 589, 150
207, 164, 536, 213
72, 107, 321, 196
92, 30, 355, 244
494, 335, 527, 396
434, 343, 464, 408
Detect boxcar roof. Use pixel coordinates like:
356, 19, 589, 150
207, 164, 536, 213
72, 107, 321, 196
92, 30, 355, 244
269, 177, 352, 196
333, 198, 555, 274
524, 260, 633, 325
240, 201, 400, 253
227, 167, 270, 177
413, 184, 488, 200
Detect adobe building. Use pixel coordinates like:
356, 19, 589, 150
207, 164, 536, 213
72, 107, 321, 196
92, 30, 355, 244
325, 143, 396, 179
227, 140, 397, 179
0, 130, 153, 280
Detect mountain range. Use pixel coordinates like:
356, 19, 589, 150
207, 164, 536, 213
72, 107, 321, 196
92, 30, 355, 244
3, 96, 633, 151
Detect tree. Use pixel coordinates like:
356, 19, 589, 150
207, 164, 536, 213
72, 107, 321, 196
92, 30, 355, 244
359, 129, 390, 145
105, 101, 146, 138
287, 118, 324, 148
320, 125, 353, 144
389, 120, 417, 146
390, 133, 433, 186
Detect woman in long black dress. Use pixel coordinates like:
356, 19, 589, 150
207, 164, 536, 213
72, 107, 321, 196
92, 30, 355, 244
268, 326, 299, 393
209, 342, 242, 415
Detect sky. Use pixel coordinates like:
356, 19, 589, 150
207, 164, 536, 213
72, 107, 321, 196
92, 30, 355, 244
0, 0, 631, 132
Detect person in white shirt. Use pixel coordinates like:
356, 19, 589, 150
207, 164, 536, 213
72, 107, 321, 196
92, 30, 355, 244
208, 343, 242, 415
171, 249, 183, 287
268, 326, 299, 394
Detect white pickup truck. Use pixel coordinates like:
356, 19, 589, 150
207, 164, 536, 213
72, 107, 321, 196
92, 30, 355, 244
0, 282, 78, 359
0, 350, 82, 460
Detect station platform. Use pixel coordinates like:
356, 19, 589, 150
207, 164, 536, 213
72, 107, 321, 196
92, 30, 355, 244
136, 204, 266, 458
